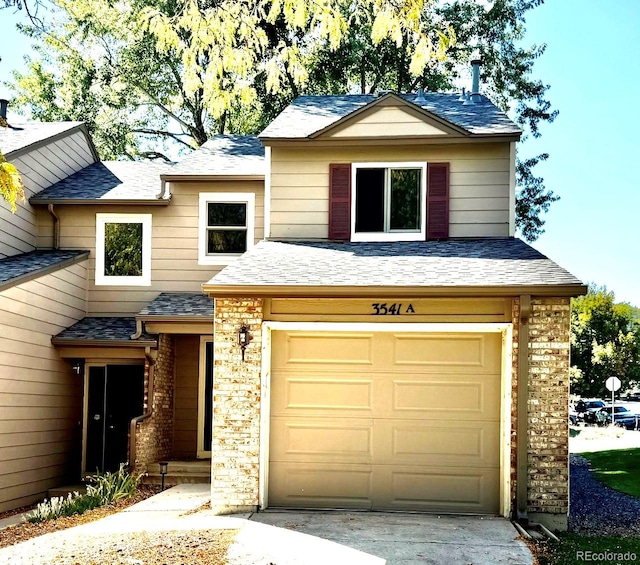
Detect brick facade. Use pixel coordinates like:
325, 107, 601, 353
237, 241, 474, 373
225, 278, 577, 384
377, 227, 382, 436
211, 298, 263, 513
133, 334, 175, 473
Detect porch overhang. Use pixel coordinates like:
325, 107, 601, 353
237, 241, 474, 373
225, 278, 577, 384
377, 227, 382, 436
202, 283, 586, 298
201, 239, 588, 299
52, 317, 157, 359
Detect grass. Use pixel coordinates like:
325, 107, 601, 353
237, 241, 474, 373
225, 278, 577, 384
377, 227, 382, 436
533, 534, 640, 565
579, 448, 640, 498
530, 448, 640, 565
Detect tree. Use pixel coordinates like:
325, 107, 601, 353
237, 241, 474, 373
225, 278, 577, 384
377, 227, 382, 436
570, 286, 640, 398
5, 0, 558, 238
0, 149, 25, 213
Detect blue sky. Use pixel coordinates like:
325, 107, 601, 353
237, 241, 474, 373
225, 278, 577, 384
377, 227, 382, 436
1, 1, 638, 306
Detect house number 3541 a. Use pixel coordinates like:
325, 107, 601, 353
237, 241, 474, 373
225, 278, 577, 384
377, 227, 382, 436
371, 303, 416, 315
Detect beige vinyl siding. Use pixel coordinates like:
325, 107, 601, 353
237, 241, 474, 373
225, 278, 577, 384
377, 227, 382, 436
39, 180, 264, 315
0, 261, 88, 512
173, 335, 199, 458
269, 144, 510, 239
326, 105, 450, 138
1, 131, 96, 259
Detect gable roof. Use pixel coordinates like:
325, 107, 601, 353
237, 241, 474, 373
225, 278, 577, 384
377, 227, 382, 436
203, 239, 585, 297
1, 121, 99, 160
30, 161, 172, 204
165, 135, 265, 178
259, 93, 521, 140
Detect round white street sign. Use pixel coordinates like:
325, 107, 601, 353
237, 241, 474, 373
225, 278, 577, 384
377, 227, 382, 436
605, 376, 622, 392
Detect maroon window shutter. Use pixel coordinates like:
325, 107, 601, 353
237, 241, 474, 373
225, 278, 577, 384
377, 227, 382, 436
328, 164, 352, 240
427, 162, 450, 240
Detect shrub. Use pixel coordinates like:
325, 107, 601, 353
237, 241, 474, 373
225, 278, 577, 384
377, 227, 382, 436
24, 464, 143, 524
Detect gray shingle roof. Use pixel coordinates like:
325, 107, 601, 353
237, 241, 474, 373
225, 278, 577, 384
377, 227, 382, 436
0, 249, 89, 291
30, 161, 172, 202
167, 135, 265, 177
205, 239, 584, 290
0, 121, 85, 156
138, 292, 214, 318
259, 93, 521, 139
53, 317, 156, 343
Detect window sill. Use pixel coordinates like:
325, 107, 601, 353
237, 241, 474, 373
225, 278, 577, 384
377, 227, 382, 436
351, 232, 425, 243
198, 253, 244, 266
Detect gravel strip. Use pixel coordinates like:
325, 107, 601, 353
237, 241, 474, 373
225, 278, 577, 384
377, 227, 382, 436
570, 454, 640, 536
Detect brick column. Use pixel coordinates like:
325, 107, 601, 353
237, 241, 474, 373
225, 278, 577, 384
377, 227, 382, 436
211, 298, 263, 514
134, 334, 175, 473
513, 297, 571, 530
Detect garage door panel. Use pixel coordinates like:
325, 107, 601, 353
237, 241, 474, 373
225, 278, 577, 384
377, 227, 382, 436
272, 332, 375, 368
271, 376, 374, 415
390, 377, 500, 419
374, 467, 500, 513
376, 421, 500, 468
269, 463, 373, 509
385, 333, 502, 374
270, 417, 373, 463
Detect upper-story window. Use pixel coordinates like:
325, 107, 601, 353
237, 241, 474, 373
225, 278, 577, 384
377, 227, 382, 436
95, 213, 152, 286
351, 162, 427, 242
198, 192, 255, 265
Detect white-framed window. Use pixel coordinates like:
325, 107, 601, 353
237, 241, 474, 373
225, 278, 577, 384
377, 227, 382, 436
198, 192, 255, 265
95, 213, 152, 286
351, 162, 427, 242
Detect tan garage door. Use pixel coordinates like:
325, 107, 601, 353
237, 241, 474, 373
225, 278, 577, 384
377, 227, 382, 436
269, 330, 502, 513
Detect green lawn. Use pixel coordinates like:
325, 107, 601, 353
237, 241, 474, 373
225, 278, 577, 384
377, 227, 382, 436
533, 535, 640, 565
580, 448, 640, 498
531, 448, 640, 565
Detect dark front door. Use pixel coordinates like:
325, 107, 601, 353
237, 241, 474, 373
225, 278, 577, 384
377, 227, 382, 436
86, 365, 144, 473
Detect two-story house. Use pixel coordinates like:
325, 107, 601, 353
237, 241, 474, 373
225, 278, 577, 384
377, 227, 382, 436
0, 88, 585, 531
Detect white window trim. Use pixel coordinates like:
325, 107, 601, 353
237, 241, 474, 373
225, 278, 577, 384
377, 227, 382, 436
95, 213, 152, 286
198, 192, 255, 265
350, 161, 427, 242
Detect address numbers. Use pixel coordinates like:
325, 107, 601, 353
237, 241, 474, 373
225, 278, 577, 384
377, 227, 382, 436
371, 303, 416, 315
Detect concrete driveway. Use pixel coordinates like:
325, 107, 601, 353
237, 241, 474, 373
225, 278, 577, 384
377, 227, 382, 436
245, 510, 534, 565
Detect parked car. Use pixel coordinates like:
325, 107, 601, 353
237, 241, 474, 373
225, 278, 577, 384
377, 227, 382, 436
593, 405, 640, 430
576, 399, 606, 424
623, 392, 640, 402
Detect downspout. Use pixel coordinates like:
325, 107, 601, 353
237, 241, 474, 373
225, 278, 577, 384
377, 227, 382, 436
128, 346, 157, 471
156, 177, 168, 200
47, 204, 60, 250
516, 295, 531, 522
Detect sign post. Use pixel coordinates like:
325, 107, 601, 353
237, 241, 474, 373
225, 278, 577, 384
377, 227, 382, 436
605, 377, 622, 426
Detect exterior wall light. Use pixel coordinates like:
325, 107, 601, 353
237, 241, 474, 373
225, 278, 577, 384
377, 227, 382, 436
159, 461, 169, 491
72, 361, 83, 376
238, 324, 252, 361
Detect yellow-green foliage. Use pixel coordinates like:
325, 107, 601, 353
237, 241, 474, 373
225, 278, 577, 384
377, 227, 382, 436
0, 149, 25, 213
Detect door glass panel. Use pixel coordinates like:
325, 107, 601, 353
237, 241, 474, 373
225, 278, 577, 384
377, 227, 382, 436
86, 367, 107, 473
203, 342, 213, 452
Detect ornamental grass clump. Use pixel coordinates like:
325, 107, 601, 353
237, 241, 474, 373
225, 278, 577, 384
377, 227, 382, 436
24, 464, 142, 524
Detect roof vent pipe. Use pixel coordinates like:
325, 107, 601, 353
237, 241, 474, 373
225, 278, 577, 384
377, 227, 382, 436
0, 99, 8, 120
458, 87, 466, 102
415, 88, 426, 104
471, 57, 482, 103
